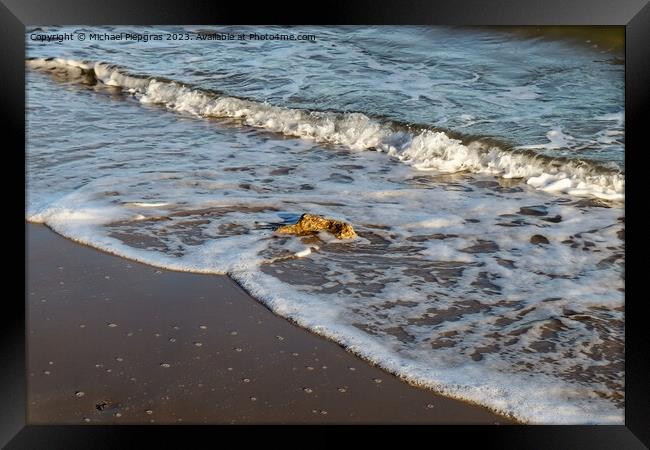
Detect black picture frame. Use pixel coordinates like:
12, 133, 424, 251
3, 0, 648, 447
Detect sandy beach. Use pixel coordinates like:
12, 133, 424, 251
27, 223, 513, 424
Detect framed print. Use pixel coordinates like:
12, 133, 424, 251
2, 0, 649, 447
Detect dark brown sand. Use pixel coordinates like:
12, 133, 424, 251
27, 223, 514, 424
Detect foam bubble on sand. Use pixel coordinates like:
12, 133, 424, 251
127, 202, 171, 208
294, 247, 313, 258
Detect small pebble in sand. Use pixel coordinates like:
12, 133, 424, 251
154, 333, 161, 338
107, 323, 117, 328
305, 366, 314, 371
322, 366, 328, 370
234, 347, 243, 352
348, 367, 356, 371
75, 391, 85, 398
95, 401, 109, 411
172, 326, 180, 330
126, 332, 133, 337
95, 364, 103, 369
303, 387, 313, 393
250, 396, 257, 402
337, 387, 347, 393
193, 342, 203, 347
115, 357, 123, 362
230, 331, 238, 336
83, 417, 91, 423
275, 335, 284, 341
199, 325, 208, 330
160, 363, 171, 368
105, 369, 112, 373
43, 370, 51, 375
79, 324, 86, 328
426, 404, 435, 409
169, 338, 176, 343
48, 361, 54, 365
130, 377, 136, 382
320, 410, 328, 415
291, 352, 299, 357
145, 409, 153, 415
242, 378, 251, 383
530, 234, 550, 245
114, 412, 122, 418
373, 378, 382, 384
227, 367, 233, 371
104, 275, 110, 279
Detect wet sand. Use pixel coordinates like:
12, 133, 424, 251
27, 223, 514, 424
478, 26, 624, 55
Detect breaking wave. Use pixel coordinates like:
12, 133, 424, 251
27, 57, 624, 202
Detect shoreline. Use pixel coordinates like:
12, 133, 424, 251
27, 222, 515, 424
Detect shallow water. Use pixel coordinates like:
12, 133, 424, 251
26, 26, 624, 424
